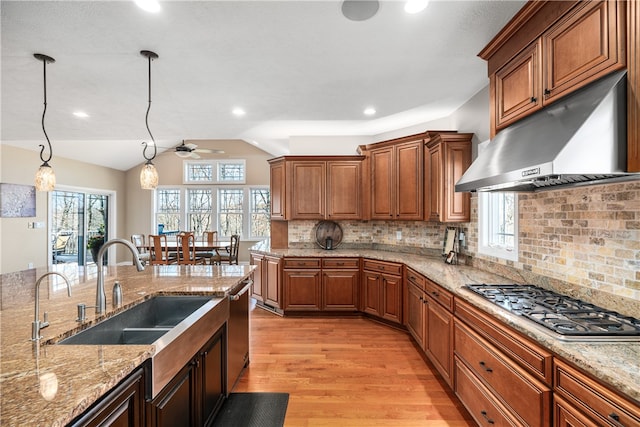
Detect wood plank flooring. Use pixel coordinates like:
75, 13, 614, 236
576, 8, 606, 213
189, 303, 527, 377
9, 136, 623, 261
232, 304, 475, 427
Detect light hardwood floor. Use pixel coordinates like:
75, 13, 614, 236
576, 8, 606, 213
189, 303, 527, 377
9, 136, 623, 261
232, 303, 475, 427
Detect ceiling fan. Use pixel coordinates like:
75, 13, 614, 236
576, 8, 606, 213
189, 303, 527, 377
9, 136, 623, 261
173, 141, 224, 159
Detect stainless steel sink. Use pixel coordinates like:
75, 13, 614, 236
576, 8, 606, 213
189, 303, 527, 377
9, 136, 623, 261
58, 296, 213, 345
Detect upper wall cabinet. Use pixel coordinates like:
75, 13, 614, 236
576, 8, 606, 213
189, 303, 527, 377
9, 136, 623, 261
482, 0, 626, 136
424, 132, 472, 223
360, 135, 424, 220
268, 156, 364, 221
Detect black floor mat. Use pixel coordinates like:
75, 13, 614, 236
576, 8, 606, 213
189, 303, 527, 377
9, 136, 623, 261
213, 392, 289, 427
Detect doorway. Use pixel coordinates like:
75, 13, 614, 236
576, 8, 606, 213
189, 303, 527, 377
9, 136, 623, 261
50, 190, 110, 265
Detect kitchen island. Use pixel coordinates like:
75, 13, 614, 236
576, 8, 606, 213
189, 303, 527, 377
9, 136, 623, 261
250, 241, 640, 412
0, 263, 254, 426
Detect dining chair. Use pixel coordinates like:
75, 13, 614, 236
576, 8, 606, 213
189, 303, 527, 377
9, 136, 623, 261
148, 234, 177, 265
130, 234, 151, 264
217, 234, 240, 265
176, 232, 205, 265
196, 231, 219, 264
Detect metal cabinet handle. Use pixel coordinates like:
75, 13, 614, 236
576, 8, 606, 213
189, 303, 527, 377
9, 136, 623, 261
530, 97, 537, 103
544, 88, 551, 96
480, 410, 495, 424
431, 291, 439, 298
479, 361, 493, 373
608, 413, 625, 427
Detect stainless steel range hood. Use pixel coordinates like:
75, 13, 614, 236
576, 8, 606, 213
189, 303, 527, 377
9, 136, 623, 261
455, 70, 639, 192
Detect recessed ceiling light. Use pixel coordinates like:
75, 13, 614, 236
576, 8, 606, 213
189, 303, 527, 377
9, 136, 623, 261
342, 0, 380, 22
134, 0, 161, 13
232, 107, 246, 117
364, 107, 376, 116
73, 111, 89, 118
405, 0, 429, 14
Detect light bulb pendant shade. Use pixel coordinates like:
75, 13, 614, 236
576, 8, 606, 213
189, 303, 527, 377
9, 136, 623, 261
35, 162, 56, 191
140, 50, 160, 190
33, 53, 57, 192
140, 160, 159, 190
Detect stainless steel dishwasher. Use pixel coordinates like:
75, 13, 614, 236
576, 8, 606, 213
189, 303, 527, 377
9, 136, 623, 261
227, 278, 252, 392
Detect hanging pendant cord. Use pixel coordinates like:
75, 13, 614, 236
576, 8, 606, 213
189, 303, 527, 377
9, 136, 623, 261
39, 58, 53, 164
142, 53, 157, 162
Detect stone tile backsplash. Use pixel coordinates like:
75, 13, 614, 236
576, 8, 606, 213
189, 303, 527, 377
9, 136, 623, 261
288, 181, 640, 306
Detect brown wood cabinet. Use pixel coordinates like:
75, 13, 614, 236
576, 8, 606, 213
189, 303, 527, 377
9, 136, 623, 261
482, 0, 626, 135
362, 259, 402, 324
553, 358, 640, 427
267, 156, 364, 222
424, 132, 472, 223
454, 299, 553, 427
70, 368, 145, 427
250, 253, 282, 310
361, 136, 423, 220
282, 257, 360, 312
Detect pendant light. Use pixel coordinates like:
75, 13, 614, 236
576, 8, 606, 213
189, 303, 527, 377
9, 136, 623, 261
139, 50, 160, 190
33, 53, 57, 192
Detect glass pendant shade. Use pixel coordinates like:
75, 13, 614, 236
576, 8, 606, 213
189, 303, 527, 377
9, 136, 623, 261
35, 163, 56, 191
140, 162, 159, 190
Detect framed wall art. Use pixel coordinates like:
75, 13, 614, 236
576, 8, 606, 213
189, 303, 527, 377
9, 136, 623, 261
0, 183, 36, 218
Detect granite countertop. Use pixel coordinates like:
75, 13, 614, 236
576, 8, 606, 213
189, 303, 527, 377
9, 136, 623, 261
250, 241, 640, 405
0, 263, 255, 427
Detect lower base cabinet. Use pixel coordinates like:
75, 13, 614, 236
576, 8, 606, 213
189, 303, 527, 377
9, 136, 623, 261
148, 327, 226, 427
362, 260, 402, 324
70, 368, 145, 427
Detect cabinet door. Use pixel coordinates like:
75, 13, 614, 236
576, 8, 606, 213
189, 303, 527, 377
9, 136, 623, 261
381, 273, 402, 324
494, 39, 543, 130
442, 140, 471, 222
426, 143, 442, 221
370, 147, 394, 219
290, 161, 326, 219
322, 269, 359, 311
250, 254, 264, 302
200, 329, 225, 427
265, 256, 281, 308
554, 395, 599, 427
149, 362, 197, 427
395, 141, 423, 220
361, 271, 381, 316
543, 0, 625, 104
270, 160, 286, 220
425, 297, 454, 387
406, 284, 426, 349
283, 269, 321, 311
71, 369, 144, 427
326, 161, 362, 219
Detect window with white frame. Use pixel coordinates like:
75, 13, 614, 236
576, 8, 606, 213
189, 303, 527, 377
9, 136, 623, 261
187, 188, 212, 235
217, 188, 243, 237
156, 188, 181, 232
184, 160, 246, 184
478, 192, 518, 261
250, 188, 271, 237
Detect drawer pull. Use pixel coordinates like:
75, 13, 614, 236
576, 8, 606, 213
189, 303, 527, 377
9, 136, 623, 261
480, 410, 495, 425
431, 291, 439, 298
379, 266, 385, 270
409, 275, 416, 280
337, 262, 344, 266
479, 361, 493, 373
608, 413, 624, 427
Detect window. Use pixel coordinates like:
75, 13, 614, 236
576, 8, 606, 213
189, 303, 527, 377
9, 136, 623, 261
478, 192, 518, 261
250, 188, 271, 238
218, 188, 244, 237
184, 160, 246, 184
156, 189, 181, 232
187, 189, 212, 234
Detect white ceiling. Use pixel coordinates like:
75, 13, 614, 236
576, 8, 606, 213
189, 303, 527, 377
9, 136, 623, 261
1, 0, 525, 171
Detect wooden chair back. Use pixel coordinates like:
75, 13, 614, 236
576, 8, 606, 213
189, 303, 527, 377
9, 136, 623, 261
177, 232, 203, 265
148, 234, 175, 265
227, 234, 240, 265
202, 231, 218, 245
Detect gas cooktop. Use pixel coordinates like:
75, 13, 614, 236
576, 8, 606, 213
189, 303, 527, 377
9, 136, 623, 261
465, 284, 640, 341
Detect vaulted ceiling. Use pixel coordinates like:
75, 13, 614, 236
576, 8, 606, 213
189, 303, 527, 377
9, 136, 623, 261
1, 0, 525, 171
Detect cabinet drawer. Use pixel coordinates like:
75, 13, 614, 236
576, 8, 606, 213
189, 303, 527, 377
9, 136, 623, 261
455, 358, 519, 427
283, 258, 321, 269
455, 321, 551, 427
455, 298, 552, 384
405, 267, 425, 291
424, 278, 453, 311
554, 359, 640, 427
322, 258, 359, 269
363, 259, 402, 276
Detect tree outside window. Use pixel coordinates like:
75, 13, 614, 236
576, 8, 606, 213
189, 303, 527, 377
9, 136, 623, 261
218, 188, 243, 237
250, 188, 270, 238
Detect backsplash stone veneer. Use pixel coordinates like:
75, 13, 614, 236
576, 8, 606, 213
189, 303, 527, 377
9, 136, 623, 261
288, 181, 640, 314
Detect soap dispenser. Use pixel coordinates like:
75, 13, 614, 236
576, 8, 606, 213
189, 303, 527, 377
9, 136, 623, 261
112, 281, 122, 308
